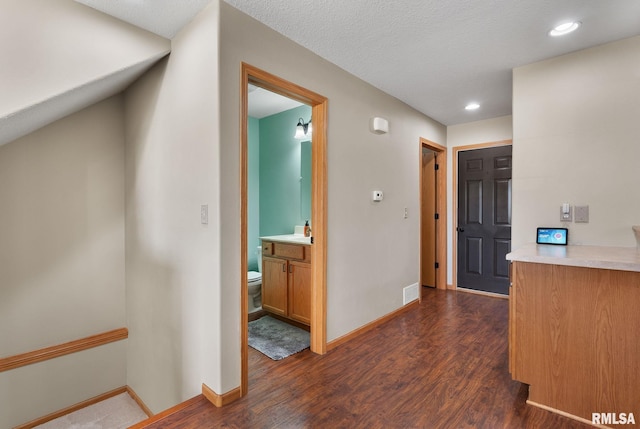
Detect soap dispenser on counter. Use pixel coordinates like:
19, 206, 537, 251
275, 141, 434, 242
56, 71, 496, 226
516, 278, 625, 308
304, 220, 311, 237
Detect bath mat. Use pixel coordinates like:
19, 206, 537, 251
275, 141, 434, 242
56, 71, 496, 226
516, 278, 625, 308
248, 316, 310, 360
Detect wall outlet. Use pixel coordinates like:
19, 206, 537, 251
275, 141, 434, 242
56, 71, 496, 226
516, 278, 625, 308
403, 283, 419, 305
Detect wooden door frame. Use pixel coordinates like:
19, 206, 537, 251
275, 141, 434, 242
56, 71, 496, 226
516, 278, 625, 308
452, 140, 512, 290
419, 138, 447, 292
240, 63, 328, 396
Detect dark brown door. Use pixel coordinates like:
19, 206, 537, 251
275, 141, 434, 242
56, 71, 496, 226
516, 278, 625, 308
457, 145, 512, 295
421, 148, 437, 288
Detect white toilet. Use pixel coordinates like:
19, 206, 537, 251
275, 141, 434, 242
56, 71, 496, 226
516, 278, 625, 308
247, 246, 262, 313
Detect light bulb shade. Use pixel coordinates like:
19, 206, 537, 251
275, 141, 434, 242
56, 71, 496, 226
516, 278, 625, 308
295, 124, 306, 139
307, 121, 312, 136
294, 118, 311, 139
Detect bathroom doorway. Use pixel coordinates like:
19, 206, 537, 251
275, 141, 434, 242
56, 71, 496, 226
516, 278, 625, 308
240, 63, 328, 396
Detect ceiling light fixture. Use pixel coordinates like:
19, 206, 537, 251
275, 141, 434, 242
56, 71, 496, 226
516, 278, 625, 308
549, 21, 581, 37
465, 103, 480, 111
294, 118, 312, 139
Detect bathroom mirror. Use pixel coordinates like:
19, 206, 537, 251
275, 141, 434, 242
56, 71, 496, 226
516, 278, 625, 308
301, 140, 311, 221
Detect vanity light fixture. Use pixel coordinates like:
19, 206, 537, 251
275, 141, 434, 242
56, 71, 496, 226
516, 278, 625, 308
465, 102, 480, 111
295, 117, 312, 139
549, 21, 581, 37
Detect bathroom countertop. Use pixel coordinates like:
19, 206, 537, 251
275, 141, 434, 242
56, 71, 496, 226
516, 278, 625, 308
506, 243, 640, 272
260, 234, 312, 245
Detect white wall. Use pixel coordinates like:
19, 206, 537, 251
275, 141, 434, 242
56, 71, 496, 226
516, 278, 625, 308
512, 36, 640, 250
446, 116, 513, 285
0, 96, 126, 428
219, 2, 446, 393
124, 3, 221, 412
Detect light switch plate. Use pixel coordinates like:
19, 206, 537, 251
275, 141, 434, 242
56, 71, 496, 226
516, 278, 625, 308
560, 205, 572, 222
575, 205, 589, 223
201, 204, 208, 224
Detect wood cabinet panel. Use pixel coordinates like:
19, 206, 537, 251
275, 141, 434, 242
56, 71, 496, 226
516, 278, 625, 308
288, 261, 311, 325
262, 241, 273, 256
508, 262, 516, 377
273, 242, 306, 261
262, 257, 287, 316
510, 261, 640, 424
261, 242, 311, 326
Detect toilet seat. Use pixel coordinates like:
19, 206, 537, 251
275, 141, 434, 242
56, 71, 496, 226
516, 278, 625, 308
248, 271, 262, 284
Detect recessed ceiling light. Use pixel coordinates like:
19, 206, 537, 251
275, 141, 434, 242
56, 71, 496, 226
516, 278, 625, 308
465, 103, 480, 111
549, 21, 581, 37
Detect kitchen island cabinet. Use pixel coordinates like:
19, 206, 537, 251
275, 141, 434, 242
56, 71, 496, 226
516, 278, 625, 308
507, 244, 640, 427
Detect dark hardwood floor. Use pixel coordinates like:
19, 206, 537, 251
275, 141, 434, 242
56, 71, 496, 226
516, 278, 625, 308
135, 288, 590, 428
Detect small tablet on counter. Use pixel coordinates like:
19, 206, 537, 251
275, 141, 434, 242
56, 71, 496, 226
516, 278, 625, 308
536, 227, 568, 245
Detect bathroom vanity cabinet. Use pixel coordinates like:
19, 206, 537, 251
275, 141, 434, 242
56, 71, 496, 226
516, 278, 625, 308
261, 240, 311, 325
507, 244, 640, 425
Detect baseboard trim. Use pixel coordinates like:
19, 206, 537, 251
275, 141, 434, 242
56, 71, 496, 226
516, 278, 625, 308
0, 328, 128, 373
126, 386, 153, 418
526, 400, 607, 429
202, 383, 242, 407
327, 300, 419, 351
128, 395, 205, 429
13, 386, 128, 429
457, 287, 508, 300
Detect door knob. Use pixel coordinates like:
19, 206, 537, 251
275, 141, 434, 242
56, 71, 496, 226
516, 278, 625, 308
457, 227, 465, 232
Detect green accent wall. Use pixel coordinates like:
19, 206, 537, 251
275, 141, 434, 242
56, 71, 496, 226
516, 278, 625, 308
247, 105, 311, 271
259, 104, 311, 237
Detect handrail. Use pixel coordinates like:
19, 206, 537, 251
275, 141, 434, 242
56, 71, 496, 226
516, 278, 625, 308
0, 328, 128, 372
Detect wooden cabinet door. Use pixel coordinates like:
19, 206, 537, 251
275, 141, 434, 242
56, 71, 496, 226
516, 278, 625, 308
262, 257, 288, 316
288, 261, 311, 325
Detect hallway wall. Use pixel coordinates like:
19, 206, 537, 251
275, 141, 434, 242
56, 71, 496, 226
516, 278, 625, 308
512, 36, 640, 249
0, 96, 127, 428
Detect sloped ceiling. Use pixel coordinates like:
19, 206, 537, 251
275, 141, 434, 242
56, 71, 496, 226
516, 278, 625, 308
0, 0, 170, 147
75, 0, 213, 40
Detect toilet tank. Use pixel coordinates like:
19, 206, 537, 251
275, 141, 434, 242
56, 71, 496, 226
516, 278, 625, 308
257, 245, 262, 272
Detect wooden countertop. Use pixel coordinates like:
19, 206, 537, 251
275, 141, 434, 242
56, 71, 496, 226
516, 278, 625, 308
506, 242, 640, 272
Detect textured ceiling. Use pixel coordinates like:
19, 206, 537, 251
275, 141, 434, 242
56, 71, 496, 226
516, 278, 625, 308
4, 0, 640, 148
224, 0, 640, 125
